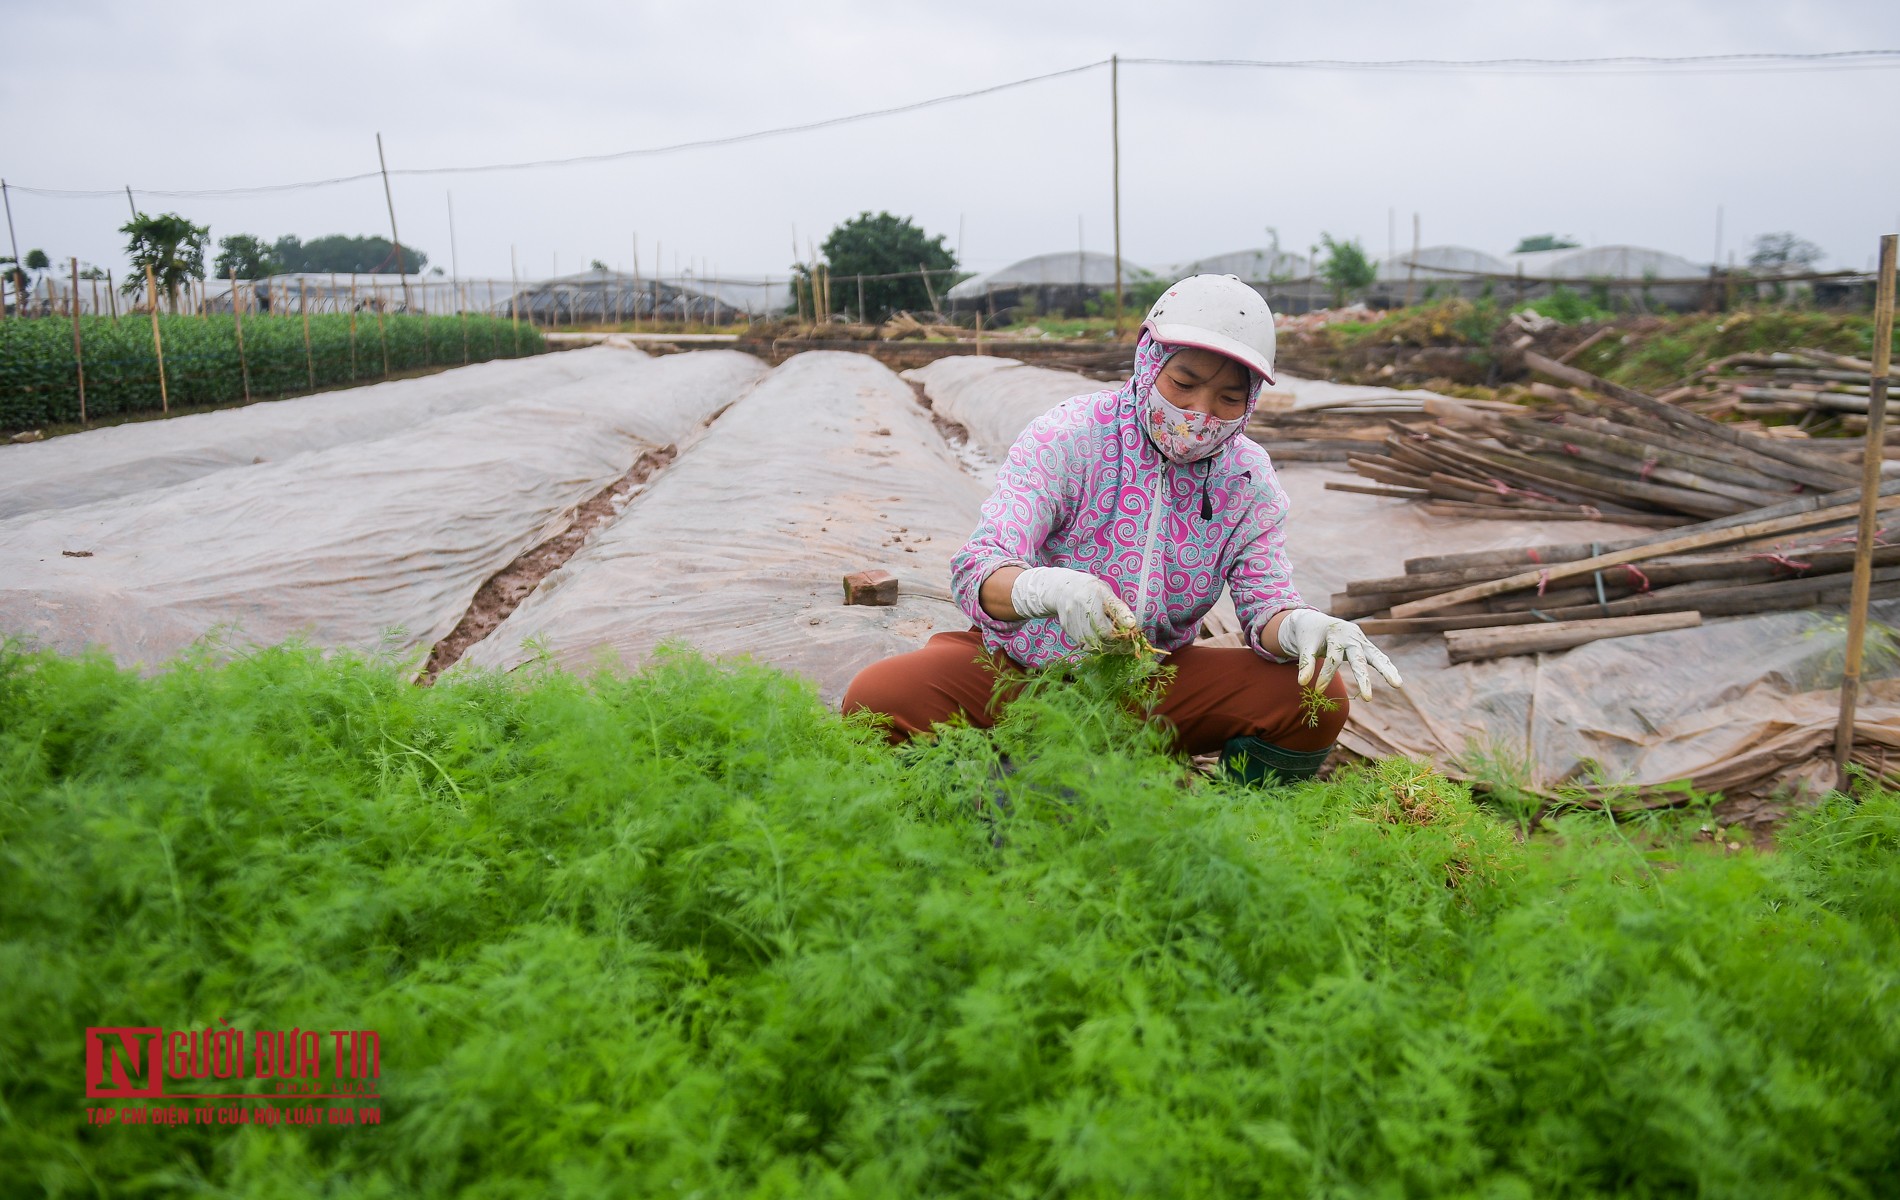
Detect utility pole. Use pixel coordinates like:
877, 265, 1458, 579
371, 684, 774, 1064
1111, 53, 1123, 335
375, 133, 412, 311
1, 179, 20, 318
123, 185, 137, 221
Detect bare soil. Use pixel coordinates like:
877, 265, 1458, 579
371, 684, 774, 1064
420, 444, 678, 683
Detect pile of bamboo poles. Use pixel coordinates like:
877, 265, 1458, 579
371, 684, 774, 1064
1334, 353, 1860, 524
1248, 394, 1446, 462
1331, 476, 1900, 661
1689, 348, 1899, 422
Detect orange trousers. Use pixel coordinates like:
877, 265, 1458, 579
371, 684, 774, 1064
841, 629, 1349, 754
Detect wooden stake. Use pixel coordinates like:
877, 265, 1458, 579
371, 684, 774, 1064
349, 273, 359, 379
230, 269, 252, 402
144, 263, 169, 412
1405, 213, 1419, 308
68, 257, 87, 423
300, 277, 314, 388
1835, 232, 1899, 792
106, 269, 117, 320
510, 248, 521, 354
459, 282, 470, 363
374, 281, 389, 376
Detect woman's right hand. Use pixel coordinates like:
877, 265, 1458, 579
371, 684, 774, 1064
1001, 567, 1138, 647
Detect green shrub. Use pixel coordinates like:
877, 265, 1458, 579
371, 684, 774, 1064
1, 641, 1896, 1195
0, 313, 546, 430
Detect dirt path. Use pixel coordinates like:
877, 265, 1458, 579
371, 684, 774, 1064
420, 445, 679, 683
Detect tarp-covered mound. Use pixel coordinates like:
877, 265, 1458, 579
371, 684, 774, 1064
457, 351, 991, 702
0, 350, 766, 667
0, 345, 641, 519
903, 357, 1446, 463
906, 355, 1897, 800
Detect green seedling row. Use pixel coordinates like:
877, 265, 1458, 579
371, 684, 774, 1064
4, 641, 1897, 1195
0, 313, 547, 430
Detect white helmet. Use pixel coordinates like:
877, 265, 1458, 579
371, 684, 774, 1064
1142, 274, 1277, 385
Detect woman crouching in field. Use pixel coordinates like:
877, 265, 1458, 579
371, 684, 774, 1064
844, 274, 1401, 785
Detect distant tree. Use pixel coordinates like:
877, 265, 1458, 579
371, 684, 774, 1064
808, 211, 956, 321
1319, 233, 1376, 306
271, 234, 427, 275
120, 212, 209, 310
23, 249, 50, 270
1511, 234, 1581, 254
589, 258, 609, 271
78, 265, 108, 280
214, 233, 279, 279
1748, 232, 1824, 273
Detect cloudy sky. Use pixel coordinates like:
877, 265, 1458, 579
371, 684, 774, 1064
4, 0, 1897, 284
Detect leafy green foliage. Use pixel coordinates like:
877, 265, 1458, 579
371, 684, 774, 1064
214, 234, 280, 279
1520, 283, 1614, 324
1573, 308, 1897, 391
0, 314, 544, 430
1319, 233, 1376, 305
1748, 231, 1825, 272
1510, 234, 1580, 254
811, 211, 957, 320
23, 247, 50, 271
2, 640, 1897, 1195
271, 234, 428, 275
120, 212, 209, 308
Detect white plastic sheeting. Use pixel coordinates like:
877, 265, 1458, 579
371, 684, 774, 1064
0, 350, 765, 667
946, 251, 1148, 300
1168, 249, 1310, 282
1374, 245, 1512, 282
902, 357, 1446, 462
1502, 244, 1707, 280
905, 354, 1891, 797
0, 346, 634, 520
456, 352, 991, 702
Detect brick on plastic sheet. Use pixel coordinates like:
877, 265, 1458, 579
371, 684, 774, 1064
841, 569, 899, 607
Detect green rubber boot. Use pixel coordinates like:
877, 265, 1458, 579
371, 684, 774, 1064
1219, 736, 1332, 787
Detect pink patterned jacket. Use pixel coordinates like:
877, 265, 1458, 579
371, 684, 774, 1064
951, 333, 1305, 668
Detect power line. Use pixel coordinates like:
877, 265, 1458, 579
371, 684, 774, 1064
10, 49, 1899, 200
1126, 49, 1900, 73
9, 60, 1111, 200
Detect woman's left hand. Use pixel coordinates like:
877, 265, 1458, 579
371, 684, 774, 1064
1276, 609, 1404, 700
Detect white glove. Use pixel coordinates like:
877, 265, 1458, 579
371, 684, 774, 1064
1277, 609, 1404, 700
1010, 567, 1139, 648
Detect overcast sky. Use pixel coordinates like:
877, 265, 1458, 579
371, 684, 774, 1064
4, 0, 1897, 284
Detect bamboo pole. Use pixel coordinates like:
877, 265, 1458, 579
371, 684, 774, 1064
300, 278, 314, 388
1111, 52, 1123, 336
230, 269, 252, 402
1525, 351, 1855, 486
348, 273, 359, 378
144, 263, 169, 413
459, 282, 470, 363
1391, 493, 1900, 617
510, 248, 521, 355
68, 258, 86, 424
375, 133, 412, 312
106, 270, 117, 320
1835, 232, 1899, 792
1444, 611, 1703, 664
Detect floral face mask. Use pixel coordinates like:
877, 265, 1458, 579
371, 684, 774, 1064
1142, 386, 1246, 464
